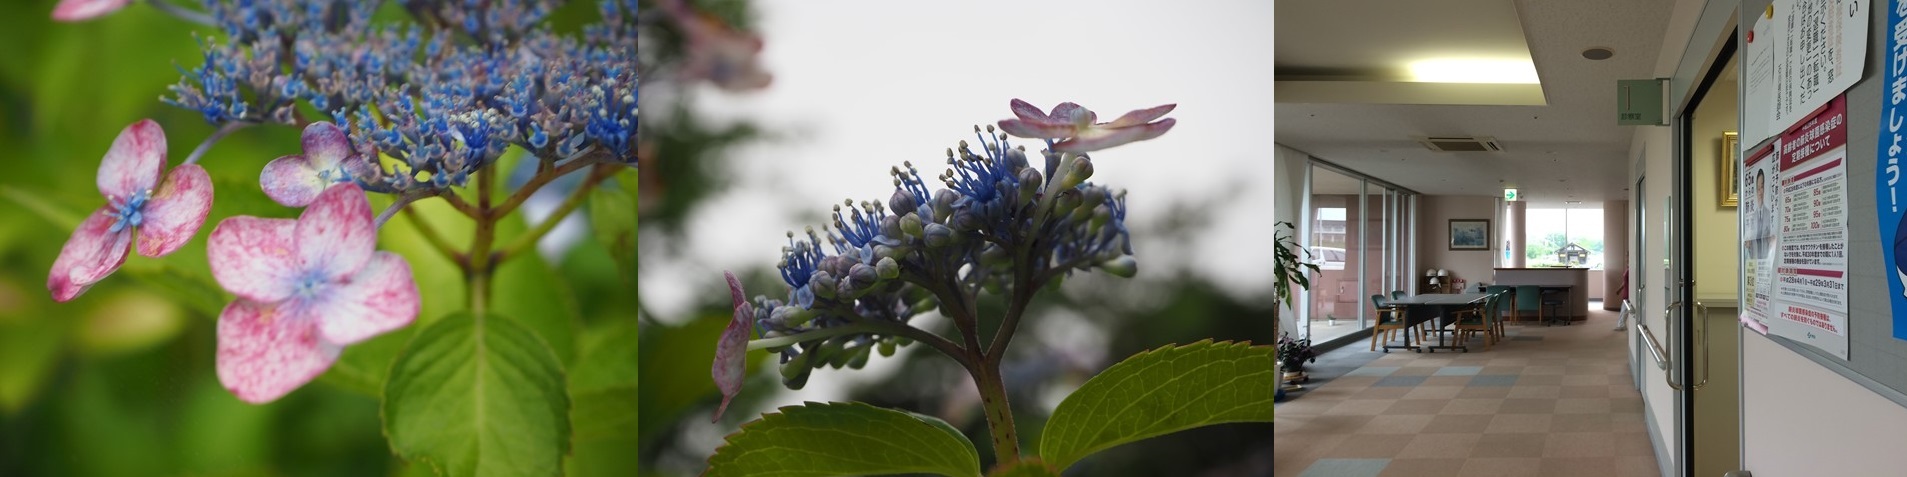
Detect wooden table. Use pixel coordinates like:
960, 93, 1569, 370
1382, 292, 1491, 353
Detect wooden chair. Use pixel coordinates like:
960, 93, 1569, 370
1450, 292, 1503, 350
1483, 285, 1516, 338
1368, 294, 1417, 351
1391, 291, 1429, 338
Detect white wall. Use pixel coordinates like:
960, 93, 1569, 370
1629, 122, 1676, 475
1740, 333, 1907, 475
1417, 195, 1499, 286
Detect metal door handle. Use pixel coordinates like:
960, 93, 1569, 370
1693, 302, 1710, 390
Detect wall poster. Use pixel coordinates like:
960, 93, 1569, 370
1750, 95, 1850, 359
1878, 0, 1907, 341
1743, 0, 1869, 147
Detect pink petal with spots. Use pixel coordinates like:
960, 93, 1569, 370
216, 299, 340, 404
1100, 104, 1176, 128
51, 0, 131, 21
47, 208, 132, 302
712, 270, 752, 422
1049, 103, 1095, 126
1052, 118, 1176, 154
315, 252, 419, 346
301, 122, 353, 169
261, 154, 330, 207
996, 118, 1078, 139
1009, 99, 1049, 122
137, 164, 213, 257
208, 216, 300, 303
295, 184, 375, 281
96, 119, 167, 200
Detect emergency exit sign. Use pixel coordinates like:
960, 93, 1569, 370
1504, 188, 1519, 201
1617, 79, 1667, 126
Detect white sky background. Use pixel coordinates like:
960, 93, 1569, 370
641, 0, 1279, 319
638, 1, 1276, 465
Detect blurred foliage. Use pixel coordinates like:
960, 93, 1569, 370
0, 1, 639, 475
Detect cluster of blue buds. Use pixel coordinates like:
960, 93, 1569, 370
743, 125, 1143, 389
165, 0, 637, 196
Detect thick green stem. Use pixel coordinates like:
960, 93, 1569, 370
467, 168, 499, 317
973, 356, 1020, 464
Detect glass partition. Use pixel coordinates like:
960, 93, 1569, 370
1302, 163, 1417, 344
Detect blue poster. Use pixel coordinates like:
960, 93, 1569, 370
1880, 0, 1907, 340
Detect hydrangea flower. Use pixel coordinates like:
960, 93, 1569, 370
50, 0, 130, 21
660, 0, 772, 91
997, 99, 1176, 153
712, 270, 754, 421
261, 122, 375, 207
208, 183, 420, 403
48, 119, 213, 302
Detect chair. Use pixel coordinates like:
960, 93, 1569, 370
1542, 289, 1569, 326
1450, 292, 1502, 350
1391, 290, 1427, 337
1483, 285, 1515, 338
1368, 295, 1417, 351
1513, 285, 1543, 325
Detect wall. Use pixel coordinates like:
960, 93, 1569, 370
1629, 121, 1676, 475
1692, 77, 1741, 299
1741, 331, 1907, 475
1416, 195, 1499, 288
1605, 199, 1630, 309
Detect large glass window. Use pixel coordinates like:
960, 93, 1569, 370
1302, 163, 1417, 344
1524, 207, 1605, 268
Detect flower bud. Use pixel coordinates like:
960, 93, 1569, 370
1062, 156, 1093, 189
849, 262, 880, 288
1099, 255, 1138, 278
1054, 187, 1083, 215
878, 339, 898, 357
809, 271, 837, 299
889, 188, 918, 216
881, 214, 903, 239
846, 345, 872, 370
1018, 167, 1043, 199
1087, 204, 1112, 229
1005, 146, 1030, 170
876, 257, 900, 279
980, 244, 1009, 267
924, 223, 955, 248
910, 297, 938, 315
950, 210, 981, 232
900, 213, 924, 237
772, 304, 813, 327
932, 189, 957, 221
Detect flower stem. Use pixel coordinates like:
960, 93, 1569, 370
181, 122, 248, 166
147, 0, 216, 27
491, 158, 599, 219
972, 355, 1020, 464
401, 207, 462, 264
494, 164, 616, 263
467, 168, 499, 317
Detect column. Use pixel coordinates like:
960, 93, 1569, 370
1603, 200, 1629, 310
1508, 200, 1527, 268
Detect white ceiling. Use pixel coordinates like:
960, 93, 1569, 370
1275, 0, 1675, 205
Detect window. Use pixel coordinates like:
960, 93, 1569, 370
1524, 208, 1604, 269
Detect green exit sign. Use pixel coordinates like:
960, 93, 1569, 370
1617, 79, 1667, 126
1504, 188, 1519, 201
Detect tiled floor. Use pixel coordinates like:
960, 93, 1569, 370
1274, 305, 1661, 477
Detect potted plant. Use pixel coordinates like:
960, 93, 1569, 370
1271, 221, 1319, 398
1277, 332, 1318, 383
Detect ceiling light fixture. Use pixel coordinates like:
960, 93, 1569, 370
1407, 59, 1540, 84
1581, 47, 1615, 60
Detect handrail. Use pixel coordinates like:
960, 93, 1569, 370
1693, 302, 1710, 390
1638, 321, 1672, 371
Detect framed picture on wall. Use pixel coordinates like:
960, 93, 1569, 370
1449, 219, 1491, 250
1720, 131, 1739, 207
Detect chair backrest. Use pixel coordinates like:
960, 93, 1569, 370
1514, 285, 1543, 311
1391, 290, 1407, 300
1484, 287, 1514, 317
1371, 294, 1389, 308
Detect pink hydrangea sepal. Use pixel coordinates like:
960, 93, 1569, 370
47, 208, 133, 302
314, 252, 420, 346
216, 299, 341, 404
711, 271, 753, 422
207, 217, 301, 303
95, 119, 166, 201
294, 184, 376, 281
136, 164, 214, 257
51, 0, 132, 22
261, 122, 361, 207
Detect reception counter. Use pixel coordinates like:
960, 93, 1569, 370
1493, 267, 1589, 320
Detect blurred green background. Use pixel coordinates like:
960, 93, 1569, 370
0, 2, 638, 476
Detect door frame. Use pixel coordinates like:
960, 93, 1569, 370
1672, 29, 1739, 477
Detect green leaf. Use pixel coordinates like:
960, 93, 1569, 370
986, 460, 1062, 477
587, 167, 637, 287
384, 312, 572, 477
1038, 340, 1276, 471
705, 401, 982, 477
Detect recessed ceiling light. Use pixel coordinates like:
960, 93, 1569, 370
1582, 47, 1615, 60
1566, 200, 1583, 204
1407, 59, 1540, 84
